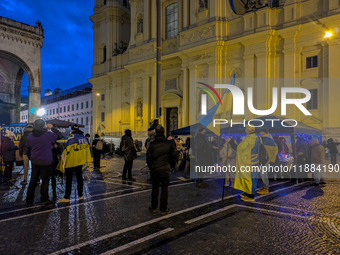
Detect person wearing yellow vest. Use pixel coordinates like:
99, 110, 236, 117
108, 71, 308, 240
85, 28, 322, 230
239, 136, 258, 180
257, 128, 278, 194
58, 124, 91, 203
234, 124, 262, 202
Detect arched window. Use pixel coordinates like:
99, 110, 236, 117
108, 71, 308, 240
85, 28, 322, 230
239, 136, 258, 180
166, 3, 178, 39
137, 17, 143, 34
103, 0, 107, 5
199, 0, 208, 10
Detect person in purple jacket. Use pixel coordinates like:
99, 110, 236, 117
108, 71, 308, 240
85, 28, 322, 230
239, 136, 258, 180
26, 119, 63, 207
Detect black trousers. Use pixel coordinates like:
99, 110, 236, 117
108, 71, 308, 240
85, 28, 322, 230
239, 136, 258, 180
122, 160, 133, 179
93, 150, 101, 168
331, 153, 337, 165
26, 164, 51, 204
4, 161, 14, 181
151, 176, 170, 212
65, 165, 83, 199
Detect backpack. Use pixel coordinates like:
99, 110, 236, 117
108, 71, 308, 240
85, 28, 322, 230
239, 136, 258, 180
258, 137, 269, 165
95, 140, 103, 150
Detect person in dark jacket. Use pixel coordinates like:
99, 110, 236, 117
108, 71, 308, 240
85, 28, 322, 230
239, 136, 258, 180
19, 123, 33, 185
1, 131, 18, 183
147, 125, 177, 215
120, 129, 137, 181
92, 134, 102, 169
26, 119, 63, 207
194, 125, 213, 187
327, 138, 340, 165
296, 137, 309, 181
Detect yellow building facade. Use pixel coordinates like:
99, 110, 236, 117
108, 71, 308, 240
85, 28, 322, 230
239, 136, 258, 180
89, 0, 340, 139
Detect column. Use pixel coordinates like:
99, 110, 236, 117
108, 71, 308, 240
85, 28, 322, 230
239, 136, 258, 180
28, 86, 41, 122
183, 0, 189, 29
130, 1, 136, 46
151, 0, 157, 40
243, 54, 255, 121
144, 0, 150, 42
105, 83, 112, 132
189, 65, 197, 125
182, 67, 189, 126
143, 76, 150, 130
129, 78, 136, 132
189, 0, 196, 28
151, 75, 157, 119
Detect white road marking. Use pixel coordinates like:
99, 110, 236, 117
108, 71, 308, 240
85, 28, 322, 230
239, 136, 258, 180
90, 179, 140, 188
185, 205, 237, 224
99, 228, 174, 255
43, 181, 305, 254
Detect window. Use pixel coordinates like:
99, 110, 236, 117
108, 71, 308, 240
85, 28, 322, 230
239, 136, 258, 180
81, 102, 83, 109
103, 0, 107, 5
137, 17, 143, 34
76, 103, 79, 110
72, 105, 74, 111
60, 107, 62, 113
53, 109, 55, 115
76, 118, 78, 124
306, 89, 318, 110
56, 108, 58, 114
199, 0, 208, 9
86, 117, 89, 125
50, 110, 52, 115
91, 100, 93, 107
122, 0, 129, 7
86, 101, 89, 108
72, 119, 74, 122
103, 45, 106, 63
68, 119, 70, 122
166, 3, 178, 39
101, 94, 105, 101
64, 106, 66, 112
81, 117, 83, 124
101, 112, 105, 122
306, 56, 318, 69
67, 105, 70, 112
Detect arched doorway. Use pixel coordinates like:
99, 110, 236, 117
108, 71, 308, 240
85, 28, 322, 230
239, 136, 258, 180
0, 50, 35, 124
0, 17, 43, 125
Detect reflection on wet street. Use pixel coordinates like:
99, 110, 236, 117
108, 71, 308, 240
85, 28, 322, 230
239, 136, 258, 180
1, 157, 340, 254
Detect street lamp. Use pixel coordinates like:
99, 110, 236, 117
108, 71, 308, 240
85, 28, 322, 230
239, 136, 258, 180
325, 31, 333, 38
37, 107, 46, 117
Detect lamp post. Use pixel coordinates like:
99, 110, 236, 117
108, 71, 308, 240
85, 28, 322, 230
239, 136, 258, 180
156, 0, 161, 118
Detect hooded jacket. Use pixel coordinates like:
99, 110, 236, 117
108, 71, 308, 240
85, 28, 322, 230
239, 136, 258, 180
120, 134, 137, 161
1, 136, 17, 162
26, 127, 63, 166
19, 126, 33, 156
311, 143, 325, 164
146, 134, 177, 178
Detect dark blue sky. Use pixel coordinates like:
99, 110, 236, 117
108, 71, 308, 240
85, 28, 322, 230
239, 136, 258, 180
1, 0, 94, 97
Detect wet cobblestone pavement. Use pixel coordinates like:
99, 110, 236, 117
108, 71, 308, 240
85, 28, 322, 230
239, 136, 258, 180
1, 156, 340, 254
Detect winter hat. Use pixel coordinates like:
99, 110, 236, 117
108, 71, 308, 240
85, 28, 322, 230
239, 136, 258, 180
26, 123, 34, 128
246, 123, 255, 133
311, 138, 319, 145
71, 124, 80, 131
34, 119, 45, 129
5, 130, 14, 137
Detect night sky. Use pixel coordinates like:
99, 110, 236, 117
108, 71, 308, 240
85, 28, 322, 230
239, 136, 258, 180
1, 0, 94, 97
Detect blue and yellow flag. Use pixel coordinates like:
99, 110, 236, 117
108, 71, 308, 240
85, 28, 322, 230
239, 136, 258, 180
198, 74, 235, 136
97, 124, 101, 137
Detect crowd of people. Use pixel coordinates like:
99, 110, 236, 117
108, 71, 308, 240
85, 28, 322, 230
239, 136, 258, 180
0, 120, 338, 212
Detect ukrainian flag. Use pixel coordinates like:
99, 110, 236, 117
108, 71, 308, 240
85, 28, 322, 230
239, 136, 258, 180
198, 74, 235, 136
97, 124, 101, 137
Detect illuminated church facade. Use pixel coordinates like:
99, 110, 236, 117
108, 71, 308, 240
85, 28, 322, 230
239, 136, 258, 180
89, 0, 340, 139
